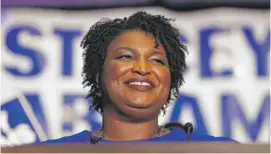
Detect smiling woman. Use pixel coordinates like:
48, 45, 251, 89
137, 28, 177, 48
42, 11, 234, 143
102, 30, 171, 122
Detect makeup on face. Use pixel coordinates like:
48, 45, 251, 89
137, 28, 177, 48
102, 30, 171, 119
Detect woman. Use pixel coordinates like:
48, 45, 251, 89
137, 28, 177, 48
44, 11, 233, 143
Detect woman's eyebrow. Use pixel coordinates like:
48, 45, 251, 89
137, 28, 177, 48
114, 47, 166, 57
151, 50, 164, 55
114, 47, 136, 52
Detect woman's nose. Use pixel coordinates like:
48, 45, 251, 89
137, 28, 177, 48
131, 58, 151, 76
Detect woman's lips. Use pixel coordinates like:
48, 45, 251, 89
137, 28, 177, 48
125, 83, 154, 92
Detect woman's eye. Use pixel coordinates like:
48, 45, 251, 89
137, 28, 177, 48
151, 59, 165, 65
116, 55, 133, 60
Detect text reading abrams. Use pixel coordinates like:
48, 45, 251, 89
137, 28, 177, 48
12, 92, 270, 142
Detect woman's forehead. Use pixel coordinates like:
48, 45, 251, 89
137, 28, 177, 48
107, 30, 165, 52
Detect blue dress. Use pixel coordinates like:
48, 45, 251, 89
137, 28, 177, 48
42, 128, 234, 144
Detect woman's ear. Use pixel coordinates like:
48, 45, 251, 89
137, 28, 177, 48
97, 72, 105, 92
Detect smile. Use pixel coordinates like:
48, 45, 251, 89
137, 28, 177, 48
124, 80, 155, 92
128, 81, 150, 86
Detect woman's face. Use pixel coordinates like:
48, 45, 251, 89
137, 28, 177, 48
102, 30, 171, 120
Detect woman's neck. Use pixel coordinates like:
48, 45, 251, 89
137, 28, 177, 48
101, 107, 160, 141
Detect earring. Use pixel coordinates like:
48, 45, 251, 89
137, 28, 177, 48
163, 104, 167, 109
97, 91, 102, 97
96, 74, 100, 84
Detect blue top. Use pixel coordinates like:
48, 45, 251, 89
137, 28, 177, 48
42, 128, 234, 144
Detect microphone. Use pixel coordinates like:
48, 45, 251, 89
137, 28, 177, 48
163, 122, 194, 141
184, 122, 193, 141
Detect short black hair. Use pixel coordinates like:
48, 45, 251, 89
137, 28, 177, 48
81, 11, 187, 114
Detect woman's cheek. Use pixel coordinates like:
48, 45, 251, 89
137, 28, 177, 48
103, 61, 131, 83
155, 68, 171, 86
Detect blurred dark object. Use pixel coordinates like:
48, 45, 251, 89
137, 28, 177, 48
161, 0, 270, 10
1, 0, 156, 7
2, 0, 270, 10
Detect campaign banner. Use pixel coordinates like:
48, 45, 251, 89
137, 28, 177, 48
1, 7, 270, 145
1, 94, 48, 146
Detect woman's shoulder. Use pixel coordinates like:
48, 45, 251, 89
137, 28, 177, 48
152, 128, 235, 142
41, 130, 90, 144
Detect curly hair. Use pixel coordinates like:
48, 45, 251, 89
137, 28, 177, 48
81, 11, 187, 114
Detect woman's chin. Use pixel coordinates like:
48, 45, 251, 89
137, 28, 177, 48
126, 101, 152, 109
118, 102, 161, 121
